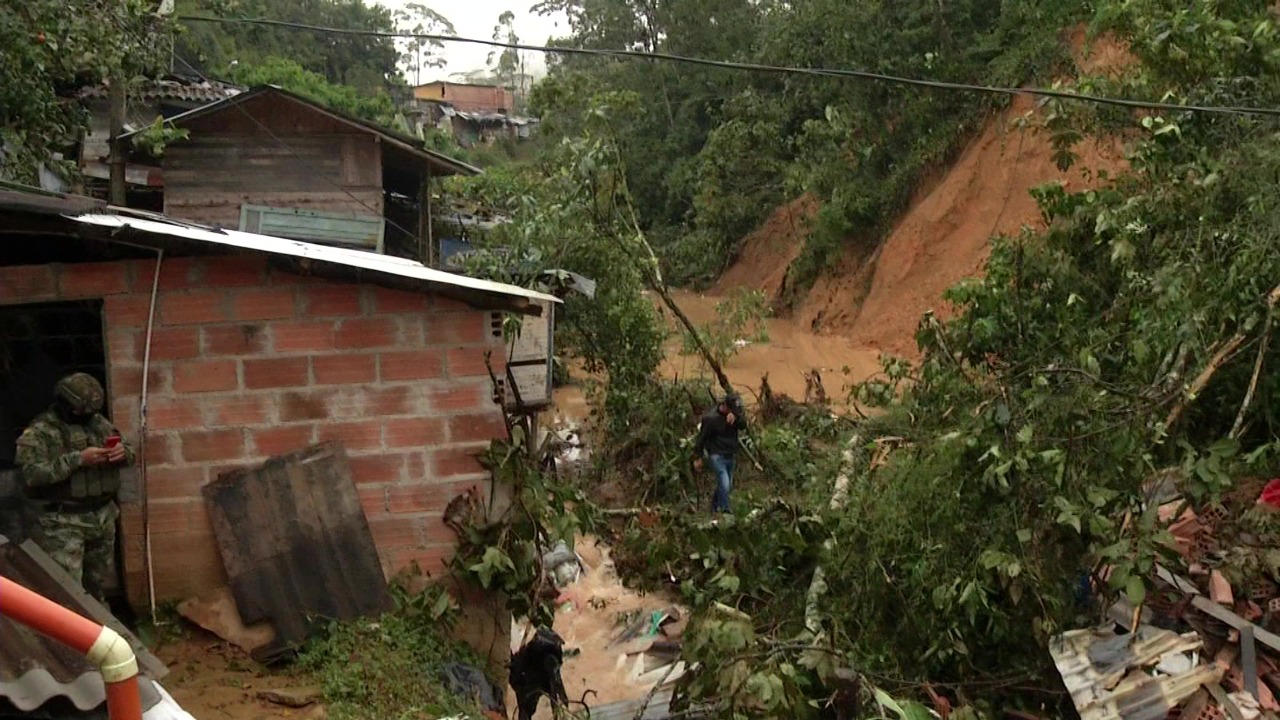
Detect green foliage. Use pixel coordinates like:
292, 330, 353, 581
131, 116, 190, 158
298, 580, 485, 720
446, 96, 667, 430
449, 430, 595, 627
0, 0, 172, 183
175, 0, 404, 94
591, 1, 1280, 716
225, 56, 400, 126
530, 0, 1094, 289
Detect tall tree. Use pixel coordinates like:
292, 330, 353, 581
487, 10, 528, 104
393, 2, 455, 87
175, 0, 406, 93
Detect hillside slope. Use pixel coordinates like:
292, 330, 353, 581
720, 32, 1132, 358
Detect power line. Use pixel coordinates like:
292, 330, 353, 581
178, 14, 1280, 118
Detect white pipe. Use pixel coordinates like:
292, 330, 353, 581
138, 249, 164, 623
86, 626, 140, 684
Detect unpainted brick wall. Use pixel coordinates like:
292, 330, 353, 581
0, 256, 509, 606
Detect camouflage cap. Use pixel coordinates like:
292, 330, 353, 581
54, 373, 105, 415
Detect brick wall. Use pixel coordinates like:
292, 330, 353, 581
0, 255, 509, 605
414, 83, 515, 114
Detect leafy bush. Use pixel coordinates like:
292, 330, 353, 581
297, 582, 486, 720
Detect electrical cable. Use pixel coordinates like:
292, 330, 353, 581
177, 14, 1280, 118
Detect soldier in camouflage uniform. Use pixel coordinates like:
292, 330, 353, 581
16, 373, 134, 601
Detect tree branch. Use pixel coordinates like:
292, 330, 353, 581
1162, 333, 1248, 432
1230, 285, 1280, 439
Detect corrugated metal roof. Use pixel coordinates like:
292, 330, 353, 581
1050, 624, 1222, 720
69, 212, 560, 307
202, 443, 393, 664
0, 536, 167, 712
80, 78, 243, 105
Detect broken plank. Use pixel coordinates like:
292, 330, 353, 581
1244, 625, 1260, 702
1208, 683, 1247, 720
1191, 596, 1280, 655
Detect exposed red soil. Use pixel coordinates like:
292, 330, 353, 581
806, 96, 1128, 356
715, 27, 1134, 360
714, 195, 819, 307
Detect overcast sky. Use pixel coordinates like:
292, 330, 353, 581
374, 1, 568, 83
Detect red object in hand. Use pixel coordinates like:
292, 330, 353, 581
104, 435, 121, 449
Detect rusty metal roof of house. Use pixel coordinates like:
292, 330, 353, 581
0, 187, 559, 314
80, 77, 243, 105
0, 536, 167, 713
120, 85, 483, 177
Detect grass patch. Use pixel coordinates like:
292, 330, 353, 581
297, 581, 491, 720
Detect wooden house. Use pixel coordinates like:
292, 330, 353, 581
125, 85, 482, 265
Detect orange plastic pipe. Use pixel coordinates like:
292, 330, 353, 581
0, 576, 143, 720
106, 676, 144, 720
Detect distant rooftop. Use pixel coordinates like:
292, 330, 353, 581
79, 75, 243, 105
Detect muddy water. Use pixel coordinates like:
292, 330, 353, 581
509, 537, 684, 720
658, 289, 883, 403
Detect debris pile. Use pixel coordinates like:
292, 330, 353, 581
1055, 477, 1280, 720
511, 536, 687, 718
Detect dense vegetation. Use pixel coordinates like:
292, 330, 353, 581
466, 0, 1280, 718
0, 0, 173, 182
530, 0, 1094, 293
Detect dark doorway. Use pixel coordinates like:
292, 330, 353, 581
0, 300, 109, 466
0, 300, 115, 596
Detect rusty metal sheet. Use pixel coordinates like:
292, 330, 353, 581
0, 536, 166, 712
1051, 624, 1222, 720
79, 78, 242, 104
202, 442, 393, 664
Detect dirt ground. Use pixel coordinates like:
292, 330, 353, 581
154, 633, 318, 720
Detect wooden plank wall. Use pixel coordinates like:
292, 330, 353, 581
164, 135, 382, 228
162, 93, 384, 228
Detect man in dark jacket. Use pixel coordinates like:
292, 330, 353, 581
693, 392, 747, 513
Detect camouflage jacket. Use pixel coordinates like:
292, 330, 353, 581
15, 410, 134, 502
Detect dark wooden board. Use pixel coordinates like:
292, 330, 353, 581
202, 442, 392, 663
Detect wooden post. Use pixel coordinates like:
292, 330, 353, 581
108, 79, 127, 205
425, 165, 435, 267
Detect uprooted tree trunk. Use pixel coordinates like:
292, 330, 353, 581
804, 434, 861, 638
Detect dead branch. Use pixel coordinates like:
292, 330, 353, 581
1231, 285, 1280, 439
1163, 333, 1248, 432
598, 506, 668, 517
804, 434, 861, 638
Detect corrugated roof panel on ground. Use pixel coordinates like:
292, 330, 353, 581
0, 536, 167, 712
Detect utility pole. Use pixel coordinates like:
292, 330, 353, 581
108, 79, 127, 205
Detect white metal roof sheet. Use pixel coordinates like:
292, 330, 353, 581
69, 213, 560, 305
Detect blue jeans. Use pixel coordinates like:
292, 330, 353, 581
707, 453, 735, 513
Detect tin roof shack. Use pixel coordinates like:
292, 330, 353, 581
133, 86, 481, 267
414, 103, 538, 149
0, 186, 558, 612
75, 76, 244, 204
